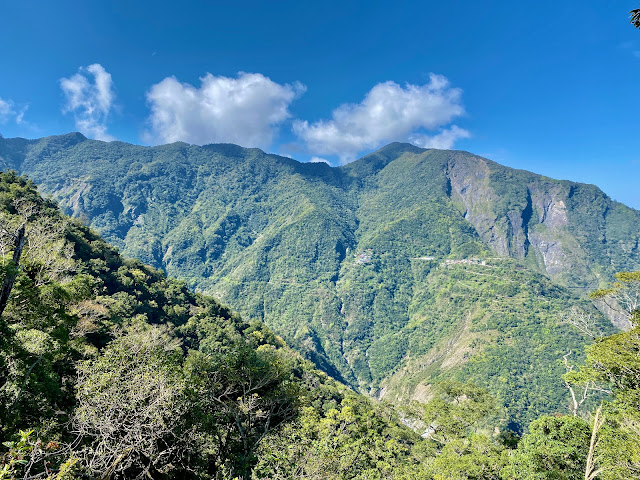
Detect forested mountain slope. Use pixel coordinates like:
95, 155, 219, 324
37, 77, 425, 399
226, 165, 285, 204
1, 133, 637, 427
0, 171, 428, 479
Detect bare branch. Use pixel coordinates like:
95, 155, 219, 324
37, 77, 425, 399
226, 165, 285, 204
562, 306, 600, 339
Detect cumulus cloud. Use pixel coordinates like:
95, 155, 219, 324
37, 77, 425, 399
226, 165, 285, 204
0, 98, 11, 117
0, 97, 28, 125
293, 74, 467, 163
60, 64, 116, 141
144, 72, 305, 148
309, 156, 331, 165
409, 125, 470, 150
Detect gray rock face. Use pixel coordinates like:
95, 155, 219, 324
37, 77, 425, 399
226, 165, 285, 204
445, 153, 584, 281
527, 186, 571, 276
446, 154, 511, 256
531, 185, 569, 228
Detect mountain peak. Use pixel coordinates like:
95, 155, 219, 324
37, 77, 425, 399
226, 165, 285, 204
372, 142, 427, 156
44, 131, 87, 143
340, 142, 428, 177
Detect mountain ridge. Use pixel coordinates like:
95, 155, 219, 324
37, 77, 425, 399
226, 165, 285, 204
1, 133, 637, 426
2, 133, 637, 299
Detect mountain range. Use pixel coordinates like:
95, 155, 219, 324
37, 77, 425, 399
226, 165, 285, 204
2, 132, 638, 427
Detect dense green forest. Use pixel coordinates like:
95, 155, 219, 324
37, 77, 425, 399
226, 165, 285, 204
1, 171, 639, 479
2, 135, 639, 427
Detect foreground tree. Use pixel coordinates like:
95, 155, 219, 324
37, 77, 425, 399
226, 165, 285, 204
183, 339, 301, 479
0, 174, 88, 441
568, 326, 640, 478
73, 323, 189, 479
253, 396, 417, 480
501, 414, 590, 480
590, 271, 640, 327
0, 172, 310, 479
631, 6, 640, 29
417, 381, 508, 480
420, 381, 497, 444
558, 272, 640, 478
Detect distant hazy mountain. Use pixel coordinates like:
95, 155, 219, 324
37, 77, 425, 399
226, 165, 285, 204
2, 133, 637, 427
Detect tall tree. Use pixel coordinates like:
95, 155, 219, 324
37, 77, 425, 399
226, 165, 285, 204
563, 272, 640, 478
73, 324, 188, 479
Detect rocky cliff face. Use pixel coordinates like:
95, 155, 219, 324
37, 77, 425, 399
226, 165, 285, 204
445, 152, 513, 256
442, 150, 628, 289
526, 184, 571, 276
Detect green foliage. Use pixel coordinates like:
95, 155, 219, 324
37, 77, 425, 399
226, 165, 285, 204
395, 381, 510, 480
0, 171, 441, 480
525, 272, 640, 480
0, 429, 79, 480
0, 429, 36, 480
420, 381, 497, 443
590, 270, 640, 326
0, 172, 315, 479
73, 323, 187, 478
580, 327, 640, 391
2, 138, 640, 478
380, 260, 611, 428
501, 415, 590, 480
253, 396, 419, 480
0, 173, 88, 439
563, 325, 640, 478
2, 137, 633, 430
429, 434, 507, 480
182, 342, 302, 477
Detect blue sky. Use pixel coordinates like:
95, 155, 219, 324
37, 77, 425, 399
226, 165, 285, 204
1, 0, 639, 207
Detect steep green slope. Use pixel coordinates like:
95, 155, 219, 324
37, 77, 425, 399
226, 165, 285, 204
2, 172, 637, 479
1, 171, 443, 479
0, 170, 284, 435
344, 145, 640, 290
1, 134, 638, 427
377, 259, 609, 428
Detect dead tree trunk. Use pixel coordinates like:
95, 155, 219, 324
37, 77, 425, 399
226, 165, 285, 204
0, 223, 26, 318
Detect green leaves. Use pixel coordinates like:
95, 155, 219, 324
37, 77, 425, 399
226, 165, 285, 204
73, 324, 187, 478
2, 142, 640, 478
253, 395, 417, 480
420, 381, 497, 443
502, 415, 590, 480
0, 172, 312, 479
0, 430, 35, 480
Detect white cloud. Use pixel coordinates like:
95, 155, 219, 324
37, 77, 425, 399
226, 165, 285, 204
60, 64, 116, 141
0, 97, 27, 125
144, 72, 305, 148
409, 125, 470, 150
309, 156, 331, 165
0, 98, 11, 115
15, 108, 27, 125
0, 98, 13, 123
293, 74, 467, 163
619, 41, 640, 60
